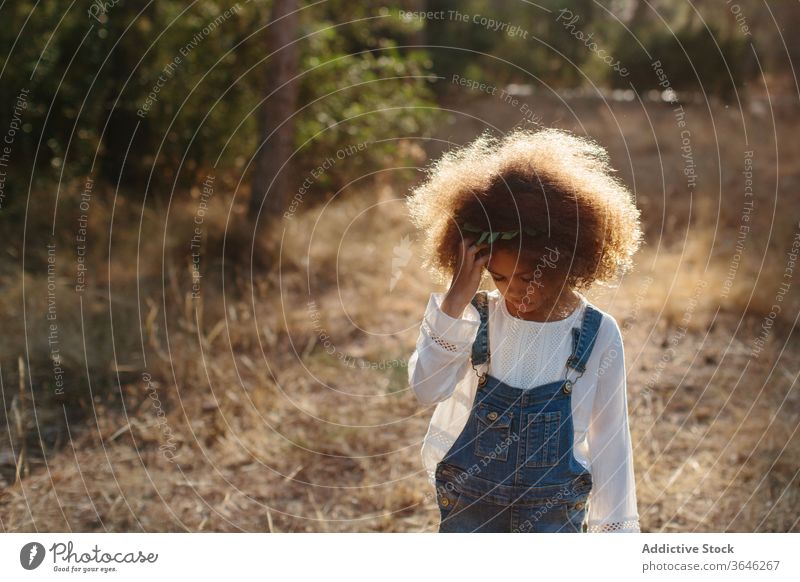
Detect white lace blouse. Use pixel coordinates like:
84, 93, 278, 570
408, 289, 641, 533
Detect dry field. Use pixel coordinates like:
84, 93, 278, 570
1, 92, 798, 532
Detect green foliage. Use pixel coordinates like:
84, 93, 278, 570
296, 33, 439, 192
608, 20, 752, 99
420, 0, 759, 97
0, 0, 441, 211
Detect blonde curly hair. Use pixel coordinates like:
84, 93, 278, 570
406, 128, 644, 290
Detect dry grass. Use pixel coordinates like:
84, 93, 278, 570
1, 94, 798, 532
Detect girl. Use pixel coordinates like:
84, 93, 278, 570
406, 128, 644, 533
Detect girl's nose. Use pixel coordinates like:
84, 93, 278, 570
506, 285, 530, 302
510, 282, 530, 296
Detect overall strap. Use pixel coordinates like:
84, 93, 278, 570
566, 304, 603, 374
470, 291, 490, 368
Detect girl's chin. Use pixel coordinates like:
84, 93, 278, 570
507, 300, 539, 313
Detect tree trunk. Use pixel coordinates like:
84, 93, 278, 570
249, 0, 299, 229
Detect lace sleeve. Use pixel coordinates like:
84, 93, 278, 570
424, 292, 480, 350
421, 319, 462, 352
586, 317, 641, 533
588, 519, 640, 533
407, 293, 479, 406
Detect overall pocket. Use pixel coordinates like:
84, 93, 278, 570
474, 404, 513, 461
524, 411, 561, 467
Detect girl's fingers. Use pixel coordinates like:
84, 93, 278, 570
457, 239, 469, 263
459, 238, 472, 262
466, 242, 487, 256
473, 253, 490, 269
468, 243, 487, 258
458, 238, 488, 276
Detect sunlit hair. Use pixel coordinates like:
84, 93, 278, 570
406, 127, 644, 290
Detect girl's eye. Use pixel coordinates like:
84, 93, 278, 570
491, 275, 505, 281
520, 276, 534, 283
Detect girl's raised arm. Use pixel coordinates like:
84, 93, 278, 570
407, 292, 479, 406
585, 318, 641, 533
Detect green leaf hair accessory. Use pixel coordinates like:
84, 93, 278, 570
462, 222, 543, 245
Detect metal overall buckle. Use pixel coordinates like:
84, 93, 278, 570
471, 356, 489, 386
562, 363, 585, 394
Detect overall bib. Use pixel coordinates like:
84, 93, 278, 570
434, 291, 602, 533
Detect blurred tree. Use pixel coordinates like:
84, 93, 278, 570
249, 0, 299, 228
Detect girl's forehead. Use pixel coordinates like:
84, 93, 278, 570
488, 250, 534, 271
489, 248, 540, 263
488, 247, 561, 272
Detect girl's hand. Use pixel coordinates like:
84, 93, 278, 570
440, 237, 490, 319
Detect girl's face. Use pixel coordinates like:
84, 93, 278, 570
485, 247, 568, 315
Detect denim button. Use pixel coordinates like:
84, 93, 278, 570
487, 411, 498, 421
441, 497, 450, 507
575, 502, 584, 510
563, 380, 573, 394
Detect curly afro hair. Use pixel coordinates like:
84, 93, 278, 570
406, 128, 644, 290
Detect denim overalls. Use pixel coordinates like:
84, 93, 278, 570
434, 291, 602, 533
